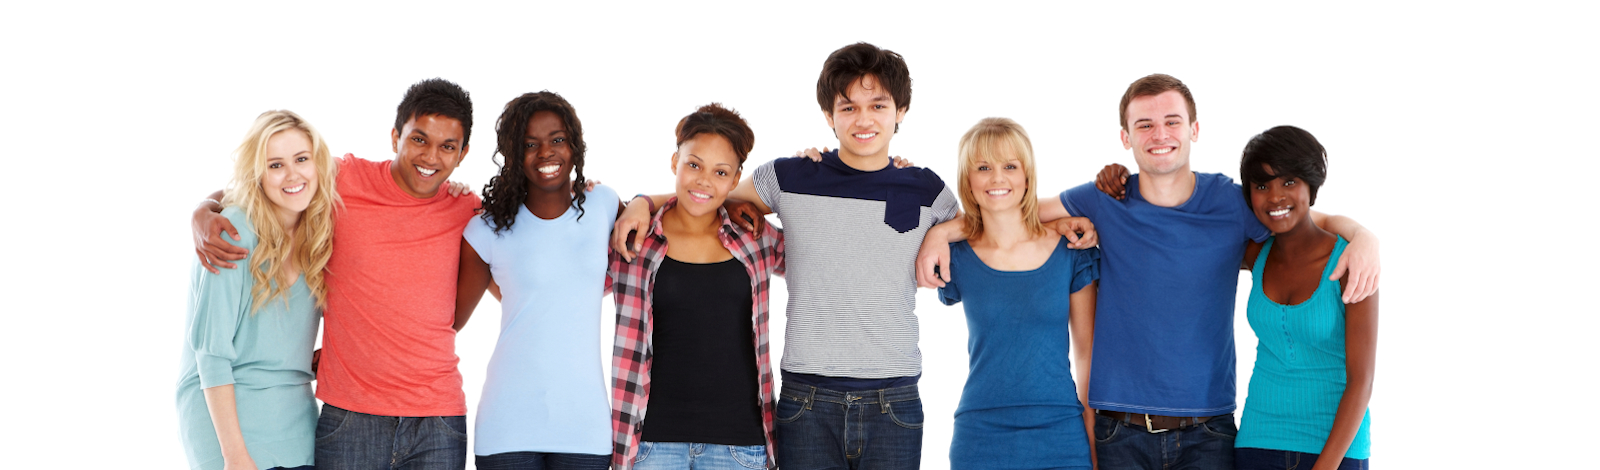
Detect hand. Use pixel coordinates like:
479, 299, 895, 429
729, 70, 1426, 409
793, 147, 829, 161
916, 229, 953, 288
723, 199, 765, 237
1330, 231, 1380, 303
611, 198, 654, 262
311, 348, 321, 376
583, 179, 600, 192
446, 180, 474, 197
892, 156, 915, 168
1048, 217, 1098, 249
194, 205, 247, 274
1095, 163, 1130, 200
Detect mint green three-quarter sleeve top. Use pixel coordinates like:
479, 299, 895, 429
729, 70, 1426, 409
175, 207, 320, 470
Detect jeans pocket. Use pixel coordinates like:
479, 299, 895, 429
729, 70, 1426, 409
633, 441, 654, 464
886, 399, 924, 429
437, 416, 468, 442
1093, 415, 1120, 444
728, 445, 767, 469
1200, 415, 1237, 440
314, 405, 348, 441
776, 394, 808, 423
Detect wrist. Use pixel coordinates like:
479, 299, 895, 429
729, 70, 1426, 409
631, 194, 656, 214
199, 198, 223, 213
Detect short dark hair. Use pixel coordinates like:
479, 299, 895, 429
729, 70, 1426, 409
1240, 125, 1328, 209
481, 91, 588, 233
816, 42, 912, 121
395, 78, 474, 147
1118, 74, 1196, 131
675, 103, 755, 167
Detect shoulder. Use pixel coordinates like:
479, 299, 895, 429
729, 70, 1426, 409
761, 156, 810, 174
584, 183, 620, 205
220, 206, 261, 250
1061, 180, 1103, 206
1195, 172, 1243, 196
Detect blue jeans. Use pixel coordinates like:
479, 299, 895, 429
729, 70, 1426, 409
1235, 447, 1369, 470
476, 451, 610, 470
314, 403, 468, 470
774, 383, 923, 470
632, 442, 767, 470
1094, 412, 1237, 470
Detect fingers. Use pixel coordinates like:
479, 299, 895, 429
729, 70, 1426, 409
222, 219, 241, 242
197, 249, 220, 275
586, 180, 600, 192
1074, 228, 1098, 249
611, 221, 637, 262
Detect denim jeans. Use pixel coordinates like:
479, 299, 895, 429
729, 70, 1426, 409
1094, 412, 1237, 470
1235, 447, 1369, 470
314, 403, 468, 470
631, 442, 767, 470
774, 382, 923, 470
476, 451, 610, 470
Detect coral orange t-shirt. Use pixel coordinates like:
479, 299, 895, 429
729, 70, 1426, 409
316, 154, 480, 417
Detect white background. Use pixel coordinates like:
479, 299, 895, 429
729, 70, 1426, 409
4, 1, 1593, 468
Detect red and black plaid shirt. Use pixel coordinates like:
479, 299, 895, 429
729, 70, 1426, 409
608, 198, 784, 469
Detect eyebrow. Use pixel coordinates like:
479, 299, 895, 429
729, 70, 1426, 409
688, 153, 734, 167
412, 129, 461, 144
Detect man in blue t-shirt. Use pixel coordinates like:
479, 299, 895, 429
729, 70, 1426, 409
919, 74, 1380, 470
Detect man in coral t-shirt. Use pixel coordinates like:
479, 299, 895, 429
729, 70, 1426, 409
192, 78, 482, 470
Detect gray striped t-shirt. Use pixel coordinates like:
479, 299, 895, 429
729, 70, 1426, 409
754, 150, 958, 379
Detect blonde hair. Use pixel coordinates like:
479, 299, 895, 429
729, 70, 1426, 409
956, 117, 1046, 241
222, 110, 340, 313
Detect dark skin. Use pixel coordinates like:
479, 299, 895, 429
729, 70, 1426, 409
1243, 170, 1377, 470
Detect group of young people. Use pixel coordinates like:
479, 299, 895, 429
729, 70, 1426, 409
176, 41, 1381, 470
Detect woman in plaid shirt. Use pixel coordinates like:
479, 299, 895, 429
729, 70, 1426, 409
608, 103, 784, 470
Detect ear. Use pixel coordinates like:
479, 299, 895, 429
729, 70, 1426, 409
1190, 121, 1200, 142
895, 107, 908, 128
392, 128, 402, 153
1120, 128, 1132, 150
823, 111, 835, 132
670, 152, 680, 175
456, 144, 470, 165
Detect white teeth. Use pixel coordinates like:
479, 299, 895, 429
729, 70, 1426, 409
537, 164, 559, 175
1269, 208, 1290, 217
986, 189, 1011, 196
689, 191, 710, 199
853, 132, 877, 139
1150, 147, 1173, 155
284, 184, 305, 194
417, 165, 438, 176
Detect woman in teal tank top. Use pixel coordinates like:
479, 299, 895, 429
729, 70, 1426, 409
1234, 126, 1378, 470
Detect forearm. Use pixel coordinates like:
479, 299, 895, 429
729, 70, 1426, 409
454, 239, 491, 331
1312, 211, 1373, 243
201, 384, 251, 462
928, 217, 969, 244
197, 190, 226, 214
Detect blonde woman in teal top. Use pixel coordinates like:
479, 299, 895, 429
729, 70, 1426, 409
176, 110, 339, 470
1234, 126, 1377, 470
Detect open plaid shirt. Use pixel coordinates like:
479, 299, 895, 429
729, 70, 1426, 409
609, 198, 785, 469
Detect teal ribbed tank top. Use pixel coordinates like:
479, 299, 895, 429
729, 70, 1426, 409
1236, 236, 1372, 459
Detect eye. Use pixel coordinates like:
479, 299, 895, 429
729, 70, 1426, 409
1254, 183, 1267, 190
1284, 180, 1296, 186
1167, 120, 1180, 126
297, 156, 309, 163
977, 165, 990, 171
688, 162, 699, 169
411, 136, 424, 144
553, 137, 566, 144
1137, 123, 1151, 129
443, 144, 456, 151
269, 162, 283, 169
715, 169, 728, 176
1004, 164, 1018, 170
874, 104, 887, 110
525, 141, 536, 149
841, 106, 855, 112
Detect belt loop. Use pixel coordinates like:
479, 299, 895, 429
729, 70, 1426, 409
805, 386, 816, 410
879, 389, 888, 414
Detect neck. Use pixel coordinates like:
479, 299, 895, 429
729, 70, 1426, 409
524, 180, 575, 219
1271, 216, 1336, 254
274, 206, 302, 237
389, 159, 436, 198
1136, 166, 1196, 207
837, 147, 891, 172
662, 201, 722, 235
972, 206, 1034, 247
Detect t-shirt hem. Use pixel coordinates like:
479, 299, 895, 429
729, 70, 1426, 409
1234, 442, 1371, 460
318, 394, 467, 418
474, 444, 612, 458
1089, 401, 1235, 417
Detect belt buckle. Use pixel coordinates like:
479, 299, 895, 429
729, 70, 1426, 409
1144, 414, 1169, 434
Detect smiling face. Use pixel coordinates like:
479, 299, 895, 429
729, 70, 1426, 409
671, 133, 742, 218
261, 129, 318, 226
1249, 165, 1314, 234
966, 145, 1028, 215
389, 113, 468, 198
522, 110, 574, 194
824, 74, 906, 161
1120, 90, 1198, 176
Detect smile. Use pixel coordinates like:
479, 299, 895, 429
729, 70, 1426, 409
537, 164, 560, 175
416, 165, 438, 177
853, 132, 877, 140
1268, 207, 1292, 219
688, 190, 711, 201
283, 183, 306, 194
1149, 147, 1174, 155
986, 189, 1011, 196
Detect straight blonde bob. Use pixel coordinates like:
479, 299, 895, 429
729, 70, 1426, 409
956, 117, 1046, 241
222, 110, 340, 313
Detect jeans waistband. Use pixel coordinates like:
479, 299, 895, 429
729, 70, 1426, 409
779, 382, 920, 406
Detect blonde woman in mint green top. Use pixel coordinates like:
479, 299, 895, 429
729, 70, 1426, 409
1234, 126, 1378, 470
177, 110, 339, 470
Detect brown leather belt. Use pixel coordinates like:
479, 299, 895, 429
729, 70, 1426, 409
1096, 410, 1216, 433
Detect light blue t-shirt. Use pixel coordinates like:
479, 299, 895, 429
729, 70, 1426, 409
175, 206, 320, 470
1062, 173, 1270, 417
463, 185, 618, 456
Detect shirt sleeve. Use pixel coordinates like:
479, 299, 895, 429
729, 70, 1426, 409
1228, 181, 1271, 243
186, 211, 256, 390
461, 216, 494, 266
764, 223, 786, 278
753, 159, 782, 215
1060, 181, 1101, 220
1069, 246, 1102, 294
937, 242, 963, 306
931, 185, 959, 225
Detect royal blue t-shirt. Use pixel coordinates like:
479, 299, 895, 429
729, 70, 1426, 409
1061, 172, 1269, 417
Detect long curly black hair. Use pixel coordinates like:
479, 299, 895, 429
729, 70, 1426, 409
480, 91, 587, 234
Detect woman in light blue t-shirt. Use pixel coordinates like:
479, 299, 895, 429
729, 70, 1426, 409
1234, 126, 1378, 470
453, 91, 620, 470
176, 110, 339, 470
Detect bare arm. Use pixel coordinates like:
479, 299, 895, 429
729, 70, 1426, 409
1069, 281, 1098, 470
202, 384, 259, 470
454, 238, 491, 331
1312, 282, 1378, 470
193, 189, 248, 274
1310, 211, 1380, 303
